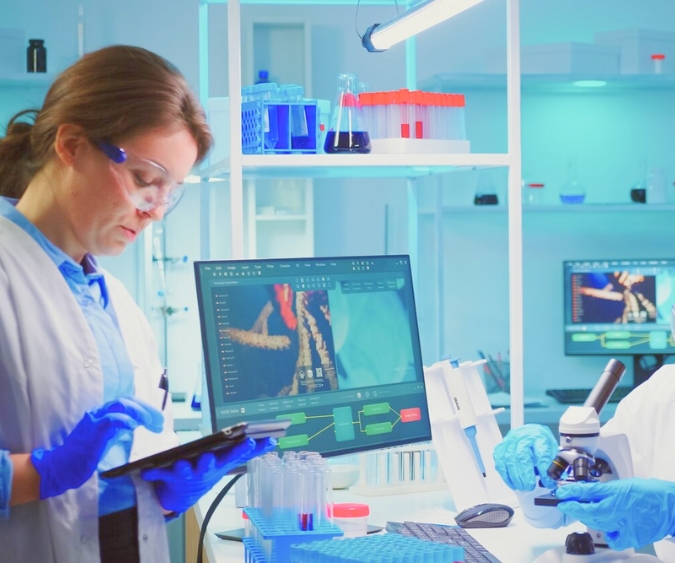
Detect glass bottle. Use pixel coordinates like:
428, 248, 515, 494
474, 169, 499, 205
324, 73, 371, 154
559, 156, 586, 204
630, 156, 648, 203
27, 39, 47, 73
255, 69, 270, 84
522, 181, 544, 205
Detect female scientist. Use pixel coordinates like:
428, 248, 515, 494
493, 361, 675, 559
0, 45, 273, 563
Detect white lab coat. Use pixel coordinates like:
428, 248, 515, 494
602, 364, 675, 560
0, 215, 178, 563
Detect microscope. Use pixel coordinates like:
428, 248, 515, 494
528, 359, 663, 563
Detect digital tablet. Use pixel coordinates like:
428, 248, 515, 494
100, 418, 291, 479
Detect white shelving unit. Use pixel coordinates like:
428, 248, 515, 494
197, 0, 525, 427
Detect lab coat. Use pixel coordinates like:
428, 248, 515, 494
518, 364, 675, 560
602, 364, 675, 560
0, 215, 178, 563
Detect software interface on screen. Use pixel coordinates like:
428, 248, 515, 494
564, 259, 675, 355
194, 255, 432, 458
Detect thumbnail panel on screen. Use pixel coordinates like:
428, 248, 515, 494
564, 259, 675, 355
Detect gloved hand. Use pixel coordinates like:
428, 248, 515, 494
31, 397, 164, 499
493, 424, 559, 491
141, 437, 276, 515
556, 478, 675, 551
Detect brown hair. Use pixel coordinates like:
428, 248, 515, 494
0, 45, 213, 198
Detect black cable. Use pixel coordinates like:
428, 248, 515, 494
196, 473, 243, 563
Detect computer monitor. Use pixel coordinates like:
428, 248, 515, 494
194, 254, 432, 458
563, 258, 675, 385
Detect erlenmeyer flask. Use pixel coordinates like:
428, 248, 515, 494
324, 73, 371, 154
559, 156, 586, 204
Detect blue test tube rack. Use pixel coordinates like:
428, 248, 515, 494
241, 99, 319, 154
243, 507, 344, 563
290, 534, 465, 563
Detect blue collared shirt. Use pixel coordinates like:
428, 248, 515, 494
0, 197, 136, 516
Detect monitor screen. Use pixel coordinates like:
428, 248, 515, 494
194, 255, 432, 458
564, 259, 675, 355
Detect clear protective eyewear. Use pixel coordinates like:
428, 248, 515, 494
96, 141, 185, 214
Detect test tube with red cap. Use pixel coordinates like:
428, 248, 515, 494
652, 53, 665, 74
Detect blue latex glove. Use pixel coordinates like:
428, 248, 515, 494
556, 478, 675, 550
141, 437, 276, 515
493, 423, 559, 491
31, 397, 164, 499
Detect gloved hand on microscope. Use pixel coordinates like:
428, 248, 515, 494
494, 423, 675, 551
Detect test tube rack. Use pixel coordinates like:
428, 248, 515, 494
242, 100, 318, 155
243, 507, 344, 563
349, 442, 447, 496
289, 534, 465, 563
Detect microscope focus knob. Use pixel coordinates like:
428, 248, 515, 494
565, 532, 595, 555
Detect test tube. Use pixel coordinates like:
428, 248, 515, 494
402, 451, 411, 482
385, 91, 398, 139
375, 91, 387, 139
398, 88, 411, 138
377, 452, 388, 486
359, 92, 374, 139
456, 94, 466, 140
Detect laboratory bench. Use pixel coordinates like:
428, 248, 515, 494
186, 477, 587, 563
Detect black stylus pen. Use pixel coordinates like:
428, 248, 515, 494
159, 368, 169, 411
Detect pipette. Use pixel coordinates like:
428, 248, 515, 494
442, 358, 486, 478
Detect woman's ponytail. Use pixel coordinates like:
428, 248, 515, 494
0, 109, 39, 198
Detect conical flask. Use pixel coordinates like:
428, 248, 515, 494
324, 73, 371, 154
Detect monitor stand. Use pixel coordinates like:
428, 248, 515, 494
633, 354, 668, 388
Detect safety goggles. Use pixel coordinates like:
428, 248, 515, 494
96, 141, 185, 214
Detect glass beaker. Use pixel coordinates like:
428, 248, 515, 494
324, 73, 371, 154
559, 156, 586, 204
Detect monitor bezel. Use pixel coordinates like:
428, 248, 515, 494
562, 257, 675, 357
193, 253, 432, 458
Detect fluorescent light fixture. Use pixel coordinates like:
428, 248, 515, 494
362, 0, 485, 52
573, 80, 607, 88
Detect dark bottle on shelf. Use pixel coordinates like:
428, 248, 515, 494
27, 39, 47, 73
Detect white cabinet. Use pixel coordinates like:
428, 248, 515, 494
245, 177, 314, 258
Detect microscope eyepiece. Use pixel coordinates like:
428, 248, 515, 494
584, 358, 626, 415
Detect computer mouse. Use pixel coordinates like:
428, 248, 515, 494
454, 502, 514, 528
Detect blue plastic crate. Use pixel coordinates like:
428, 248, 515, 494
242, 100, 318, 154
243, 507, 343, 563
290, 534, 465, 563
